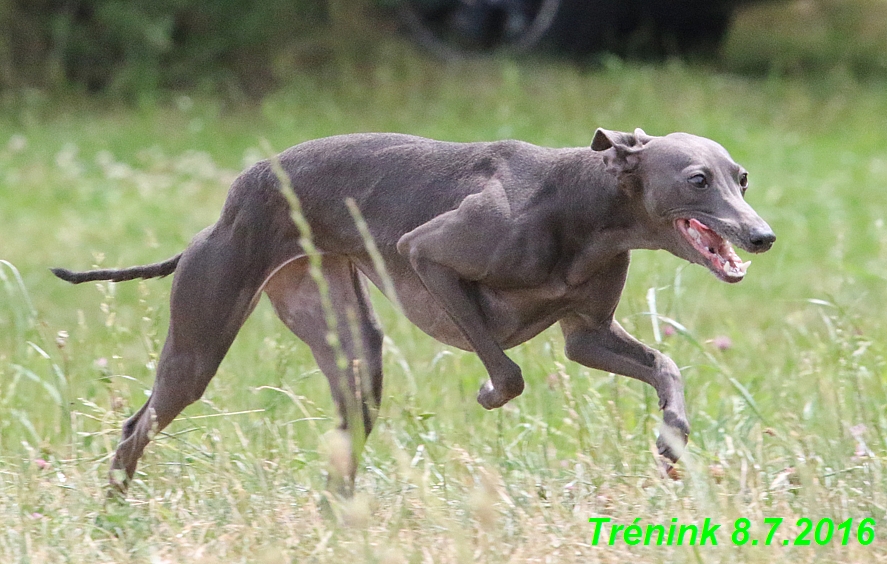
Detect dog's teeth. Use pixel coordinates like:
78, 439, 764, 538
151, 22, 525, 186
740, 260, 751, 271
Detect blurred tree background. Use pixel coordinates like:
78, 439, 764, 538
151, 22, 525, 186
0, 0, 887, 98
0, 0, 886, 99
0, 0, 369, 98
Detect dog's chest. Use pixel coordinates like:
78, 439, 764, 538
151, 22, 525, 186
384, 271, 585, 350
361, 255, 618, 351
475, 277, 610, 347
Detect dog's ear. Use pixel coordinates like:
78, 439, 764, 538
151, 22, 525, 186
591, 128, 653, 151
591, 128, 646, 178
632, 128, 653, 145
591, 128, 628, 151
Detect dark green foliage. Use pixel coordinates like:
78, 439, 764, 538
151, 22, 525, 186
0, 0, 329, 97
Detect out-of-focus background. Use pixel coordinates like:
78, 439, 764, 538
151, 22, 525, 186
4, 0, 887, 98
2, 1, 887, 562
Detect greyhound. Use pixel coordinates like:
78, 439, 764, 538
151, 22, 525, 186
52, 128, 775, 494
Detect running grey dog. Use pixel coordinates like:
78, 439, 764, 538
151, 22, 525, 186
52, 128, 775, 493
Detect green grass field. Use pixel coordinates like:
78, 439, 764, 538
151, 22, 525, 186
3, 41, 887, 562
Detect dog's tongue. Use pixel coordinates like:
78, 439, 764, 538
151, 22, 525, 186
686, 219, 751, 278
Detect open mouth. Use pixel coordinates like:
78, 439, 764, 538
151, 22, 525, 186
675, 218, 750, 283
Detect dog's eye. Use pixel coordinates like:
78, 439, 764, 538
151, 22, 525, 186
688, 174, 708, 188
739, 173, 748, 192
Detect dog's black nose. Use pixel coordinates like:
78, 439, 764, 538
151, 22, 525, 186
748, 228, 776, 252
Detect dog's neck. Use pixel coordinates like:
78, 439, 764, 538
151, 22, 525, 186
555, 151, 663, 243
550, 149, 669, 285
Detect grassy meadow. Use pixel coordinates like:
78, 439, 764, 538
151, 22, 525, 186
4, 35, 887, 564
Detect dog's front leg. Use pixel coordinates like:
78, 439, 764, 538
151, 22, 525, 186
560, 314, 690, 467
397, 199, 526, 408
407, 255, 524, 409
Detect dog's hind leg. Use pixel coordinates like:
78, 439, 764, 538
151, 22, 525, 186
109, 226, 281, 493
264, 255, 384, 496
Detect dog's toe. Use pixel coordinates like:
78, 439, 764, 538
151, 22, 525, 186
658, 458, 682, 481
657, 410, 690, 463
477, 381, 509, 410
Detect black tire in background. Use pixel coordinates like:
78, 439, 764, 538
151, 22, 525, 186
398, 0, 563, 59
399, 0, 741, 59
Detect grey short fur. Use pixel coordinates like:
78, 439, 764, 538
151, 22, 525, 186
52, 128, 775, 493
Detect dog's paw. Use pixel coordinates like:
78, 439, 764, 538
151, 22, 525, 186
106, 468, 129, 501
477, 381, 510, 410
656, 410, 690, 463
658, 458, 682, 481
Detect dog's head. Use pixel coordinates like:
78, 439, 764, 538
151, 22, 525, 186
592, 128, 775, 283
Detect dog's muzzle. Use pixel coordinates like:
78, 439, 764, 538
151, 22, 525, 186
675, 218, 752, 283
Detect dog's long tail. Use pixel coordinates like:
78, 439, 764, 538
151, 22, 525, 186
51, 253, 182, 284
